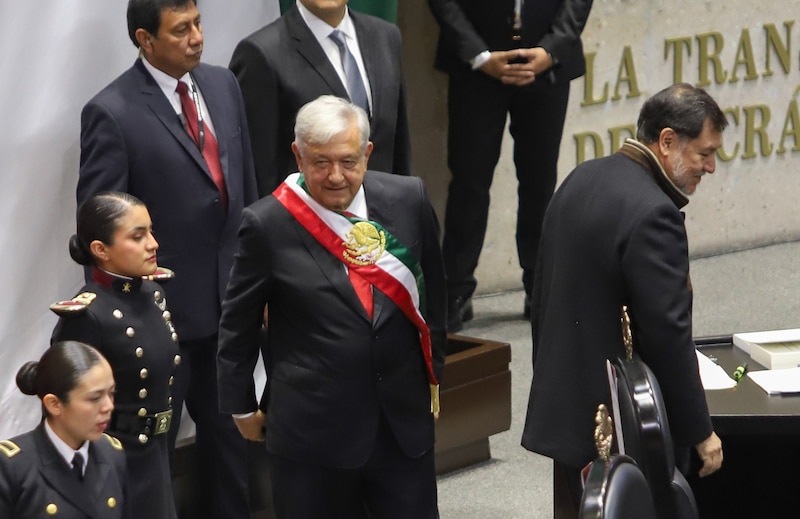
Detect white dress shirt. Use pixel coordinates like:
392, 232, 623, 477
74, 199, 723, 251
296, 2, 373, 111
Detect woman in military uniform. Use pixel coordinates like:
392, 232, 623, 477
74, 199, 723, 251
51, 192, 179, 519
0, 341, 128, 518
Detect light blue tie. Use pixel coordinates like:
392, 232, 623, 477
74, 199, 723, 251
329, 29, 370, 116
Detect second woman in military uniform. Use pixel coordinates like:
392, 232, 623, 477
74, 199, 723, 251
0, 341, 127, 519
51, 192, 179, 519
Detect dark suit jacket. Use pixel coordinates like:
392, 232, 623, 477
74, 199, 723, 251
230, 6, 411, 196
521, 142, 713, 469
78, 60, 258, 341
429, 0, 592, 83
217, 172, 445, 469
0, 425, 128, 519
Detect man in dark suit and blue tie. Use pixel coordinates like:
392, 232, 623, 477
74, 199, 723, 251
230, 0, 411, 197
217, 95, 445, 518
77, 1, 258, 517
428, 0, 594, 331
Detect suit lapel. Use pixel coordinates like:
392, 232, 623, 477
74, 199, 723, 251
83, 443, 111, 510
34, 426, 99, 519
289, 216, 373, 322
285, 7, 349, 99
351, 13, 380, 120
133, 60, 211, 179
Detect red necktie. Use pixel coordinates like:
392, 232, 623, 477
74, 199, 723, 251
176, 81, 228, 210
349, 268, 373, 319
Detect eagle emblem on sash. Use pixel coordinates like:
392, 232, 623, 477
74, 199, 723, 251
343, 222, 386, 265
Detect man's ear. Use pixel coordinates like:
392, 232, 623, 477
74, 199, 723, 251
291, 142, 304, 172
135, 28, 154, 51
658, 128, 677, 156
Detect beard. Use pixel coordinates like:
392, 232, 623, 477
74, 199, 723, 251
671, 153, 697, 195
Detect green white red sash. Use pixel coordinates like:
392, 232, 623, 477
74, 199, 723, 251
273, 174, 440, 405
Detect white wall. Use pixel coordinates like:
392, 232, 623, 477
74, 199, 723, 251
0, 1, 278, 439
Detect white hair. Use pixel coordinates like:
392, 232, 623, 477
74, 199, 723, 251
294, 95, 370, 153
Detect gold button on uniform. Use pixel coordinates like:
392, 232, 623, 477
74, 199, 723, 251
138, 408, 147, 417
46, 503, 58, 515
135, 347, 144, 358
113, 309, 123, 319
163, 310, 171, 320
168, 396, 173, 405
174, 355, 182, 365
139, 388, 148, 399
169, 376, 174, 385
126, 327, 135, 337
138, 434, 149, 444
107, 497, 117, 508
140, 368, 148, 379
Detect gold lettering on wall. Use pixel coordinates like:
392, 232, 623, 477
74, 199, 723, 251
717, 108, 741, 162
612, 46, 641, 101
572, 20, 800, 166
763, 21, 794, 77
730, 29, 759, 83
742, 105, 773, 159
664, 36, 692, 83
696, 32, 728, 86
581, 52, 609, 106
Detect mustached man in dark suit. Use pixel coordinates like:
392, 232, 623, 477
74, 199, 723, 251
522, 84, 727, 518
218, 95, 445, 518
428, 0, 593, 331
77, 1, 258, 517
230, 0, 411, 197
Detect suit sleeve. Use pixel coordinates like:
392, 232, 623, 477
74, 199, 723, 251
228, 68, 259, 206
427, 0, 489, 64
390, 27, 411, 176
537, 0, 593, 62
217, 207, 273, 414
78, 100, 130, 206
230, 38, 282, 198
416, 178, 447, 381
623, 204, 713, 448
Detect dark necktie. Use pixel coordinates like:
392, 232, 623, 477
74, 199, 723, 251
71, 452, 84, 481
329, 29, 370, 115
176, 80, 229, 210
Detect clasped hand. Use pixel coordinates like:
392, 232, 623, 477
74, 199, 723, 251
479, 47, 552, 86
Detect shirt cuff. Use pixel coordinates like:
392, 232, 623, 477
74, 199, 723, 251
233, 411, 255, 419
469, 50, 491, 70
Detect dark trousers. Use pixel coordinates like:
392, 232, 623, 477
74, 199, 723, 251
269, 414, 438, 519
168, 334, 250, 519
553, 460, 583, 519
442, 71, 570, 299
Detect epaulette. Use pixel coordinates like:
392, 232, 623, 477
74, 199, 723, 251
49, 292, 97, 316
102, 433, 123, 451
0, 439, 21, 458
142, 266, 175, 282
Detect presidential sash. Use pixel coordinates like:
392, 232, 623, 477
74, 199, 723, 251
273, 173, 440, 412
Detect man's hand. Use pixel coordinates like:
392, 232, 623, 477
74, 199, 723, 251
233, 410, 266, 442
695, 431, 723, 477
479, 47, 554, 87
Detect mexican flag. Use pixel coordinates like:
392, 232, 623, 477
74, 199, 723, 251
279, 0, 398, 23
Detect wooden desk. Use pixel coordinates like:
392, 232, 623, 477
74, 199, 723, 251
689, 337, 800, 518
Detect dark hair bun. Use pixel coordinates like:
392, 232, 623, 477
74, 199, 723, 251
16, 361, 39, 395
68, 234, 94, 266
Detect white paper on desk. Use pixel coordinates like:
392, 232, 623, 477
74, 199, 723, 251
696, 350, 737, 390
747, 367, 800, 395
